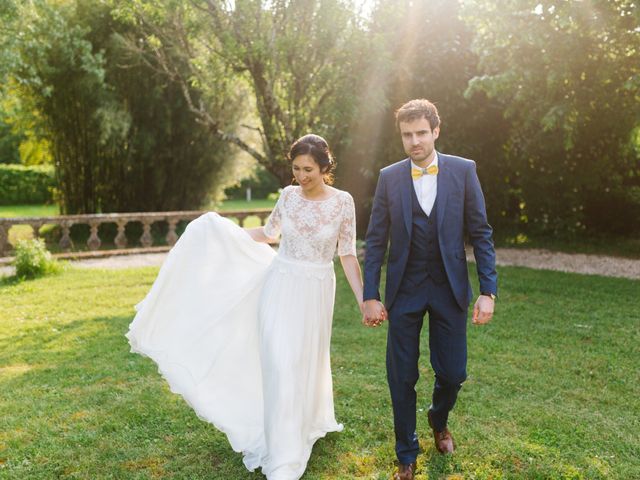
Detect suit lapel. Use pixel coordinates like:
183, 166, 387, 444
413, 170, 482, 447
399, 158, 413, 235
436, 152, 450, 230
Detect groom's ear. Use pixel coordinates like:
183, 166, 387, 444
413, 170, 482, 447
433, 126, 440, 140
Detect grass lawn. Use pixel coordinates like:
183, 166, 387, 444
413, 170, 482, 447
0, 204, 60, 218
0, 200, 275, 219
1, 263, 638, 479
212, 198, 276, 212
212, 199, 276, 228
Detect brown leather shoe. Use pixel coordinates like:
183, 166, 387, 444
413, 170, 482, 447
393, 462, 416, 480
427, 410, 455, 454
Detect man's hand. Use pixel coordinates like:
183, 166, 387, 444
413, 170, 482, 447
472, 295, 494, 325
362, 299, 387, 327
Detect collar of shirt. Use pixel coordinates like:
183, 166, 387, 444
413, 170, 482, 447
411, 153, 439, 173
410, 153, 438, 215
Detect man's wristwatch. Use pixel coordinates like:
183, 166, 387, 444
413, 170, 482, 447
481, 292, 496, 301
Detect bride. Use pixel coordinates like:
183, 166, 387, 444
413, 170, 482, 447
126, 134, 364, 479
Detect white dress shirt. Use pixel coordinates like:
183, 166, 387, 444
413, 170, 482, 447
411, 154, 438, 216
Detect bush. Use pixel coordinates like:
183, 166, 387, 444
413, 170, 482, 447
13, 238, 62, 279
0, 164, 56, 205
224, 166, 281, 200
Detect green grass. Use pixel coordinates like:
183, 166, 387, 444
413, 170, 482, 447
212, 199, 276, 228
0, 204, 59, 218
212, 198, 276, 211
0, 200, 276, 219
1, 264, 638, 479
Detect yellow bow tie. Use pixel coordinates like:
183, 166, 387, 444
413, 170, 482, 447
411, 165, 439, 179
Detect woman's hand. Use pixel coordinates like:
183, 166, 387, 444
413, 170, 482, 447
362, 299, 387, 327
244, 227, 275, 243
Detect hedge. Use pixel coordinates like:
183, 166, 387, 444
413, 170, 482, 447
0, 164, 56, 205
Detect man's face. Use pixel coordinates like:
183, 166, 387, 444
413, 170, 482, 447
399, 117, 439, 165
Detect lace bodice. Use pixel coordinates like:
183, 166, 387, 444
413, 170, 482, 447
264, 185, 357, 263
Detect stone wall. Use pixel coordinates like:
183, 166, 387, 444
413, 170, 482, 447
0, 210, 271, 260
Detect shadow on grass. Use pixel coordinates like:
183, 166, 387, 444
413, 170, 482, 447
0, 263, 68, 287
0, 313, 346, 479
0, 314, 235, 476
0, 274, 21, 287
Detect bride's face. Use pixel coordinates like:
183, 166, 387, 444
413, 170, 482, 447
292, 154, 325, 190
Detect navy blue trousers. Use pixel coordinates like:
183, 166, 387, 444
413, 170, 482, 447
386, 276, 467, 464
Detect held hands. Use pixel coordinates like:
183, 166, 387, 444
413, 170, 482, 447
359, 296, 493, 326
472, 295, 495, 325
361, 299, 387, 327
359, 295, 494, 326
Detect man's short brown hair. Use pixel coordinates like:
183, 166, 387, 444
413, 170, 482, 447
395, 99, 440, 130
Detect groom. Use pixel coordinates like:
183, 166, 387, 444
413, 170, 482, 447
362, 99, 497, 479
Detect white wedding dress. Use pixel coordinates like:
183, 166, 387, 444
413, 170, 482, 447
126, 185, 356, 479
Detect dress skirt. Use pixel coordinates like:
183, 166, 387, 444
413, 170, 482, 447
125, 213, 342, 480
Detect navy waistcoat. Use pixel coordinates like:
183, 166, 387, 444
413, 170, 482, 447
404, 185, 447, 284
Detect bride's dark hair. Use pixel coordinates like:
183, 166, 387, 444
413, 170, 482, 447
288, 134, 335, 185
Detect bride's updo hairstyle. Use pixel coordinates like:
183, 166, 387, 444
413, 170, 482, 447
288, 134, 336, 185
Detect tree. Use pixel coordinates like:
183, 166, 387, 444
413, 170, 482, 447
341, 0, 510, 234
10, 0, 242, 213
113, 0, 370, 186
0, 111, 23, 164
0, 85, 54, 166
0, 0, 24, 165
464, 0, 640, 234
0, 0, 19, 82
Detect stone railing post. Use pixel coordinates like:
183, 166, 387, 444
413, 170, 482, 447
115, 219, 128, 249
87, 221, 101, 250
166, 219, 179, 246
235, 214, 248, 227
59, 220, 74, 251
140, 219, 153, 248
30, 221, 43, 240
0, 223, 8, 257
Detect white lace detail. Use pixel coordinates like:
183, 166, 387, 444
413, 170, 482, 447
264, 185, 357, 263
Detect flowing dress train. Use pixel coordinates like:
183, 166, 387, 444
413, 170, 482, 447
126, 185, 357, 479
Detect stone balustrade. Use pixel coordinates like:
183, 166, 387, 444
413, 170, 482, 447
0, 209, 272, 259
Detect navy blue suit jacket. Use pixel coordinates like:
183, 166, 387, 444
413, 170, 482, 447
363, 153, 497, 311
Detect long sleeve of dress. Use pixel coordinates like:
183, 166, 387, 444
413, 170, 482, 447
263, 187, 288, 240
337, 193, 357, 257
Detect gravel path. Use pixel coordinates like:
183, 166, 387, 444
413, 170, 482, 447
1, 249, 639, 280
486, 248, 640, 280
